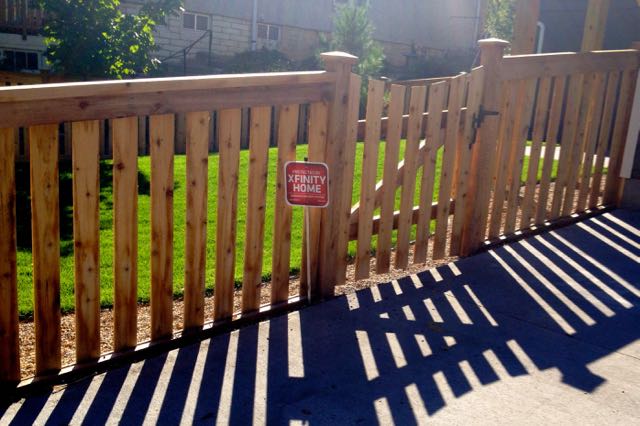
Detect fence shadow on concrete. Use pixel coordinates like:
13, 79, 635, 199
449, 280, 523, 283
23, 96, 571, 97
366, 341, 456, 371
2, 210, 639, 424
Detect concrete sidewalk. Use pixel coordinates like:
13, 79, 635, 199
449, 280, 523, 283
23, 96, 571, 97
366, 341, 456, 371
2, 210, 639, 425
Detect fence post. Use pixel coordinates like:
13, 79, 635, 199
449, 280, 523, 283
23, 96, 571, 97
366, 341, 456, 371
313, 51, 358, 301
460, 38, 509, 256
619, 41, 640, 208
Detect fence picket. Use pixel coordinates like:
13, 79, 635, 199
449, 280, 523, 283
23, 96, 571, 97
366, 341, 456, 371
0, 128, 20, 383
433, 75, 465, 259
241, 106, 271, 313
184, 112, 210, 330
355, 79, 385, 279
30, 124, 62, 374
71, 120, 101, 362
271, 104, 299, 304
451, 68, 485, 255
376, 85, 406, 272
215, 109, 242, 320
488, 82, 518, 238
576, 73, 607, 212
504, 79, 537, 234
395, 85, 427, 268
150, 114, 175, 340
604, 70, 638, 204
414, 82, 447, 263
112, 117, 138, 351
550, 74, 585, 219
590, 72, 620, 208
521, 78, 552, 227
535, 77, 566, 223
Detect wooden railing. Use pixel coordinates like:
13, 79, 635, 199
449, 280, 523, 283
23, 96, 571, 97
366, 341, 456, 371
0, 53, 359, 385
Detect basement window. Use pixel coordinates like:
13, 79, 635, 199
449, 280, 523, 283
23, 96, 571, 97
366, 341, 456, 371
0, 50, 39, 71
257, 23, 281, 41
183, 12, 209, 31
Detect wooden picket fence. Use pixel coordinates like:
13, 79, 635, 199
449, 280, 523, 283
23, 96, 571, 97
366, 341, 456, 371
0, 42, 638, 387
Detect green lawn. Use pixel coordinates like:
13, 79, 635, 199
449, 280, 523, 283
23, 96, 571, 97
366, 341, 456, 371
15, 142, 557, 316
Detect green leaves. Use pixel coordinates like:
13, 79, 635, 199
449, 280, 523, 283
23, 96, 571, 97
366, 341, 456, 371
41, 0, 182, 79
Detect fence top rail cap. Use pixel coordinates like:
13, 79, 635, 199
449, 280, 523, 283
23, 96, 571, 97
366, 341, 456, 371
478, 38, 510, 47
0, 70, 333, 103
504, 48, 640, 59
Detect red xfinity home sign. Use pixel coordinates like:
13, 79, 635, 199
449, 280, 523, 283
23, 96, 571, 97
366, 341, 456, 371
285, 161, 329, 207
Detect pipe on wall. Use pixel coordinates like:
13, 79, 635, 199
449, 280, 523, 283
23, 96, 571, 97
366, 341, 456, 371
251, 0, 258, 51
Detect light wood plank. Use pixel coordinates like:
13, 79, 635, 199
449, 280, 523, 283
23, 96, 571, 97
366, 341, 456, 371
271, 104, 299, 304
604, 70, 638, 204
581, 0, 611, 51
576, 73, 607, 211
30, 124, 61, 374
414, 82, 447, 263
150, 115, 175, 340
504, 79, 537, 234
184, 112, 210, 330
590, 72, 620, 207
336, 73, 362, 285
215, 109, 242, 320
550, 74, 585, 219
535, 77, 567, 223
377, 85, 406, 272
521, 78, 552, 227
112, 117, 139, 351
0, 128, 20, 383
241, 106, 271, 313
450, 68, 485, 255
300, 102, 328, 298
433, 76, 465, 258
72, 120, 101, 362
488, 82, 518, 238
395, 85, 428, 268
562, 73, 598, 216
355, 79, 385, 279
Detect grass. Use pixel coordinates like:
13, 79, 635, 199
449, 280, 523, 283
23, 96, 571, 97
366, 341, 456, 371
15, 142, 558, 316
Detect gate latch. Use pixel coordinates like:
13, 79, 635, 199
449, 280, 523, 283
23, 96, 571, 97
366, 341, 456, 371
470, 106, 500, 146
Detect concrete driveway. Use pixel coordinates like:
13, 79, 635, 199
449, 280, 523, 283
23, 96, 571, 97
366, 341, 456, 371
2, 210, 639, 425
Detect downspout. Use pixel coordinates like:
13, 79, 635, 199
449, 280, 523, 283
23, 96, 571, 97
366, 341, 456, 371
536, 21, 545, 53
251, 0, 258, 51
473, 0, 482, 45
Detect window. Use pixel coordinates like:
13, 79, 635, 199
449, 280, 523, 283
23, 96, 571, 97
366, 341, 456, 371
0, 50, 39, 71
257, 23, 281, 42
183, 12, 209, 31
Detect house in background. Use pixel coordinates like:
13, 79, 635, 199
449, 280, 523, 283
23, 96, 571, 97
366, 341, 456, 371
0, 0, 47, 74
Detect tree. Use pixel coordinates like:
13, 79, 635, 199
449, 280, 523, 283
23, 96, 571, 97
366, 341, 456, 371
324, 0, 384, 99
484, 0, 516, 42
40, 0, 182, 79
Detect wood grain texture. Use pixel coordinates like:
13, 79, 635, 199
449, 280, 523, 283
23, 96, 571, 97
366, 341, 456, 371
271, 104, 299, 304
112, 117, 139, 351
355, 79, 385, 279
576, 73, 607, 212
71, 120, 101, 362
336, 73, 362, 286
604, 70, 637, 205
395, 85, 428, 268
535, 77, 567, 224
521, 78, 552, 227
413, 82, 447, 264
241, 106, 271, 313
150, 114, 175, 340
450, 68, 485, 256
581, 0, 611, 51
550, 74, 585, 219
376, 85, 406, 272
184, 112, 210, 330
30, 124, 61, 374
0, 127, 20, 383
504, 79, 537, 234
590, 72, 620, 208
215, 109, 241, 320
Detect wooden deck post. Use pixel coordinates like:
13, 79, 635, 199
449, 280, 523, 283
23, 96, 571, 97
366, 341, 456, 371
460, 38, 509, 256
582, 0, 611, 51
512, 0, 540, 55
315, 51, 358, 300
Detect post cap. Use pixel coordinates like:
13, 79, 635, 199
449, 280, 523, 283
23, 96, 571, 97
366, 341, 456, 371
320, 51, 359, 66
478, 38, 510, 48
